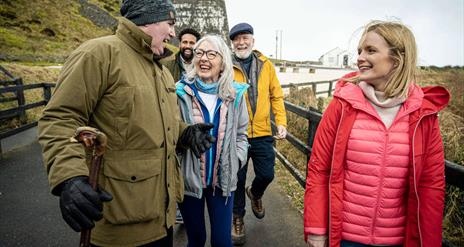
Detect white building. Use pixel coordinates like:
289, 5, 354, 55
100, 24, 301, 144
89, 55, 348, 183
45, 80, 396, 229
319, 47, 351, 68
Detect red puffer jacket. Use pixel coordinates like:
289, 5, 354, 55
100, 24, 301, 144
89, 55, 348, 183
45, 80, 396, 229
303, 72, 449, 247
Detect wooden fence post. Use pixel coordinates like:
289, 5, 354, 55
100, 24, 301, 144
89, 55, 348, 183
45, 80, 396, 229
306, 119, 312, 166
15, 78, 27, 124
44, 84, 52, 103
328, 81, 333, 96
307, 120, 318, 151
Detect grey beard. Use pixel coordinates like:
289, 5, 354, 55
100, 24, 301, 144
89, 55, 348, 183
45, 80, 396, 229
234, 49, 252, 59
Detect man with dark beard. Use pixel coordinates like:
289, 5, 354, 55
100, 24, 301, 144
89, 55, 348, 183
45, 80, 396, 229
163, 28, 201, 82
229, 22, 287, 246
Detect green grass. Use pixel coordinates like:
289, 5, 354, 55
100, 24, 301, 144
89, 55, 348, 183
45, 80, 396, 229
88, 0, 121, 16
0, 0, 115, 62
0, 63, 60, 131
0, 27, 28, 49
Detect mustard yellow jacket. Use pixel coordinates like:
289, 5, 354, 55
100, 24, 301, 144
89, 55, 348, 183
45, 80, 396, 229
233, 50, 287, 138
38, 18, 186, 246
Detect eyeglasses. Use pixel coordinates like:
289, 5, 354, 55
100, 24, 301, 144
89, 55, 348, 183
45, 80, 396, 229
194, 49, 222, 60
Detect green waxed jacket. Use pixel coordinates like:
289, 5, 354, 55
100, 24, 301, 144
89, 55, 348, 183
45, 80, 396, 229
161, 51, 184, 83
38, 17, 187, 246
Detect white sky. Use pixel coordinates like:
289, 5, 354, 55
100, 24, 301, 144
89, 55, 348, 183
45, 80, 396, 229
224, 0, 464, 66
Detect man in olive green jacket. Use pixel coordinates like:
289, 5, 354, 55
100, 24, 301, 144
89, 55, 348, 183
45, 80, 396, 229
38, 0, 214, 246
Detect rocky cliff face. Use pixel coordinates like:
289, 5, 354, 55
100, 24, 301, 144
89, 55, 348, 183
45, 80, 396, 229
81, 0, 231, 44
172, 0, 230, 44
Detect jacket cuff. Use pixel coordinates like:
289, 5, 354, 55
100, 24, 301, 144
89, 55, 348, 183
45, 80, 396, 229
304, 226, 327, 235
304, 227, 327, 242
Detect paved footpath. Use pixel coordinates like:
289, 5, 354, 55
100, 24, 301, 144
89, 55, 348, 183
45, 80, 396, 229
0, 142, 305, 247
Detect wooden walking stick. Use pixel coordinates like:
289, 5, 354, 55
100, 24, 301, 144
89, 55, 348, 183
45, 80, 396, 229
70, 127, 108, 247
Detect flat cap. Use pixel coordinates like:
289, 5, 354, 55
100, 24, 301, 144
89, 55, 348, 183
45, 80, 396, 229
229, 23, 253, 40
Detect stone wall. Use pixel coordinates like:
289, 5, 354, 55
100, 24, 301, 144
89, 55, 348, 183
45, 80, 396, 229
172, 0, 230, 44
79, 0, 117, 29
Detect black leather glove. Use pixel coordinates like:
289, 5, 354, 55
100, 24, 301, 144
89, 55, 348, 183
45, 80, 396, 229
58, 176, 112, 232
178, 123, 216, 158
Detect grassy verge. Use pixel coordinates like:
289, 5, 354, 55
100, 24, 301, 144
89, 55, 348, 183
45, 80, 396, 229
0, 62, 59, 131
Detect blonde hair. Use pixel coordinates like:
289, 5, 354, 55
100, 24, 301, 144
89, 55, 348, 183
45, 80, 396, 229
355, 20, 417, 98
185, 35, 235, 101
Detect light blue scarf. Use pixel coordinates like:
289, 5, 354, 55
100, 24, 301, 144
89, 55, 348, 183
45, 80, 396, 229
194, 77, 219, 94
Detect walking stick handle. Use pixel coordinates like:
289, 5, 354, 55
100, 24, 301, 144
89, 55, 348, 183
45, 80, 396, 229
70, 127, 107, 247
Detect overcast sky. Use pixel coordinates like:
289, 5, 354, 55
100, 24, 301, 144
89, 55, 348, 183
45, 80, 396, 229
224, 0, 464, 66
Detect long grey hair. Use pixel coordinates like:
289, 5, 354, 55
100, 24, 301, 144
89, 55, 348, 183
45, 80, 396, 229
185, 35, 235, 100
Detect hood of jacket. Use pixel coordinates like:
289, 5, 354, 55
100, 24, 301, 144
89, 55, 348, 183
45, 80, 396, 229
333, 72, 449, 116
253, 49, 268, 63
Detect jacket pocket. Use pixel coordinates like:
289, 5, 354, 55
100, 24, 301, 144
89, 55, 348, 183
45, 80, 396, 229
102, 158, 162, 224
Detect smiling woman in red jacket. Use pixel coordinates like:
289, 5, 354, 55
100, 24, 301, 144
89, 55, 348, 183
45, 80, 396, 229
304, 20, 449, 247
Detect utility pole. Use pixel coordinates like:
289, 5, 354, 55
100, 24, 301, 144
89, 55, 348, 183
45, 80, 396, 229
275, 30, 279, 60
279, 30, 283, 60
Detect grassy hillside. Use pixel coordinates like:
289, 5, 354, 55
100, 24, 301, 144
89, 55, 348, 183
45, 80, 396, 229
0, 0, 118, 62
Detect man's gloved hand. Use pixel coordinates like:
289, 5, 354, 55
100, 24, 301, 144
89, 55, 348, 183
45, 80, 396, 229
58, 176, 112, 232
178, 123, 216, 158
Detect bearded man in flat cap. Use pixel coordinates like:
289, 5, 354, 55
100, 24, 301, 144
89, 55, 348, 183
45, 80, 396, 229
229, 22, 287, 245
38, 0, 215, 246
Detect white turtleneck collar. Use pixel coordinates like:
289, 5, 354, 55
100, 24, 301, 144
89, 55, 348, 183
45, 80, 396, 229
358, 81, 406, 108
358, 81, 406, 128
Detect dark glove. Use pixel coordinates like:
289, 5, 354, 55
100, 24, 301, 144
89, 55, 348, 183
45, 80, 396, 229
178, 123, 216, 158
58, 176, 112, 232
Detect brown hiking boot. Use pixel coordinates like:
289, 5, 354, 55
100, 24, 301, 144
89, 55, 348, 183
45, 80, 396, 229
246, 186, 265, 219
231, 215, 246, 245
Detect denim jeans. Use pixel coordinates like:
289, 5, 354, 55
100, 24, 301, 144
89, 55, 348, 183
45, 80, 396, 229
233, 136, 275, 217
179, 187, 234, 247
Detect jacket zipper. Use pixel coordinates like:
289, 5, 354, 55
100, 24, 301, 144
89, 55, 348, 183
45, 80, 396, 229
250, 118, 254, 138
192, 96, 208, 190
370, 128, 389, 241
411, 111, 435, 247
328, 101, 345, 246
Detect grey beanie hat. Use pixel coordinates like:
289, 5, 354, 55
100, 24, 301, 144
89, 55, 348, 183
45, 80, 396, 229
120, 0, 176, 26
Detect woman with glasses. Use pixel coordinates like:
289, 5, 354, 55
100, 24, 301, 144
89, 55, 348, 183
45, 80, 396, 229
175, 35, 249, 247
